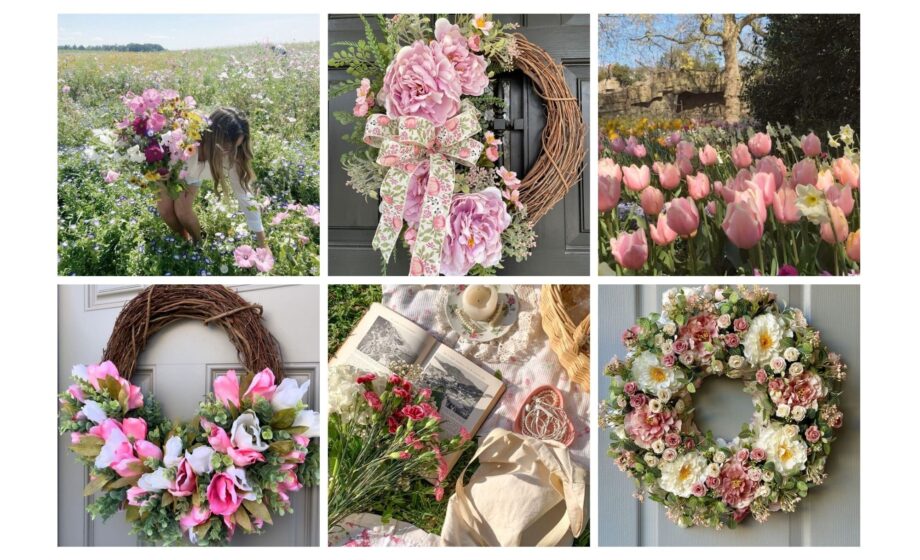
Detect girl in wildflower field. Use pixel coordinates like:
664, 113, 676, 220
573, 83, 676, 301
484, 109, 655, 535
160, 108, 266, 248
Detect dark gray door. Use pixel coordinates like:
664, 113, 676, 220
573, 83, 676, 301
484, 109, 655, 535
327, 14, 590, 275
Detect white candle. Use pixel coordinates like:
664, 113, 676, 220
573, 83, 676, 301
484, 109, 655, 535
461, 285, 499, 321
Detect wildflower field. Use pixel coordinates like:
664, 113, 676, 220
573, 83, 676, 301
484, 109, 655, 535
58, 43, 320, 276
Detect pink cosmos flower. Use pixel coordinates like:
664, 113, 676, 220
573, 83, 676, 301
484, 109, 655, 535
213, 370, 241, 408
598, 158, 622, 213
104, 170, 120, 184
147, 111, 166, 134
234, 245, 256, 268
206, 472, 244, 517
472, 14, 494, 34
141, 88, 162, 109
380, 40, 461, 127
434, 18, 489, 96
496, 166, 521, 189
439, 187, 511, 276
624, 403, 681, 449
503, 188, 523, 210
610, 229, 648, 271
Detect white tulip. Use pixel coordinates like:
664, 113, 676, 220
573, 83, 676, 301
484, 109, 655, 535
71, 364, 88, 381
81, 400, 107, 424
163, 436, 183, 468
294, 410, 320, 437
185, 446, 215, 474
230, 412, 269, 451
271, 378, 311, 411
93, 425, 127, 469
138, 467, 172, 492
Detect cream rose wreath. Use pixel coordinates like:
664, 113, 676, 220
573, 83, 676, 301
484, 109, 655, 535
601, 286, 846, 528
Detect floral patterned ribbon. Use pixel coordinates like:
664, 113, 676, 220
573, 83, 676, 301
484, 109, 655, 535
364, 103, 483, 276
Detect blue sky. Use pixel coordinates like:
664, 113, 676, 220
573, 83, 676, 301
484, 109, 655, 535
58, 14, 319, 49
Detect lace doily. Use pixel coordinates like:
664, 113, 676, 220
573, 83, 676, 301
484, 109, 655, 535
435, 285, 544, 364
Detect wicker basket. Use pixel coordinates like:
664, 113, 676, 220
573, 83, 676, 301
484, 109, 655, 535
540, 285, 590, 392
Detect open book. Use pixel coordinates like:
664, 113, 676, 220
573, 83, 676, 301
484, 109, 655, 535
331, 303, 505, 471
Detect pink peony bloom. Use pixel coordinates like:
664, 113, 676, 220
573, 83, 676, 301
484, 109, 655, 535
104, 170, 120, 184
775, 372, 823, 409
731, 143, 753, 168
718, 459, 758, 509
598, 158, 622, 213
213, 370, 241, 408
496, 166, 521, 189
699, 144, 718, 166
610, 229, 648, 271
380, 40, 461, 127
801, 132, 822, 157
748, 132, 772, 158
624, 403, 681, 449
678, 314, 719, 357
206, 472, 244, 517
434, 18, 489, 96
243, 368, 277, 401
666, 197, 699, 237
439, 187, 511, 275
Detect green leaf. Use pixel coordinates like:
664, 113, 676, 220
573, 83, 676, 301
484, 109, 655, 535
104, 475, 140, 491
268, 440, 294, 455
243, 499, 274, 525
270, 408, 296, 430
125, 505, 140, 523
70, 435, 104, 457
83, 474, 112, 496
234, 508, 253, 533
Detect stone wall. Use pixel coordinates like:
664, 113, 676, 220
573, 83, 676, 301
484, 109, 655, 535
599, 70, 738, 120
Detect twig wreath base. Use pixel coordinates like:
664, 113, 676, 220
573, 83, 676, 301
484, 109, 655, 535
601, 286, 846, 529
58, 285, 318, 546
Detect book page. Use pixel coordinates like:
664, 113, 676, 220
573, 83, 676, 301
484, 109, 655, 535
331, 303, 436, 375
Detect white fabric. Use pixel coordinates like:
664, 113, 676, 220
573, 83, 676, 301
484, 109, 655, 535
329, 514, 441, 547
382, 285, 590, 469
182, 157, 264, 232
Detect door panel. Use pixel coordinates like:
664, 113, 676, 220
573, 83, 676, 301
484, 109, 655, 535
327, 14, 590, 275
58, 285, 320, 546
597, 285, 860, 546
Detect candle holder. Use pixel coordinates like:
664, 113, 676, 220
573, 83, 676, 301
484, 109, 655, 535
444, 285, 519, 342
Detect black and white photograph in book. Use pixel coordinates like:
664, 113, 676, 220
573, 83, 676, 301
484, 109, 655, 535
422, 356, 488, 419
357, 316, 423, 366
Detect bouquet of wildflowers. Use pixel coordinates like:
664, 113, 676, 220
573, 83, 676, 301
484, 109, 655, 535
115, 88, 206, 198
327, 364, 473, 530
59, 362, 319, 545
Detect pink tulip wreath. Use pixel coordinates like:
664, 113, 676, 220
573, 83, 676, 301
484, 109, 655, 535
601, 286, 846, 528
59, 363, 319, 545
331, 14, 538, 276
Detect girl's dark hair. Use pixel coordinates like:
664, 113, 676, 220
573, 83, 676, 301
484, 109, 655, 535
202, 107, 255, 193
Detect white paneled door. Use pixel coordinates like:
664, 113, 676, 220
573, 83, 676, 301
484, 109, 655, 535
597, 285, 860, 546
58, 285, 321, 546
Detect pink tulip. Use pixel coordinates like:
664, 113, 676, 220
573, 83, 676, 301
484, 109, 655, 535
748, 132, 772, 158
244, 368, 277, 401
676, 140, 695, 162
820, 205, 849, 244
705, 200, 717, 217
815, 169, 835, 191
655, 162, 681, 190
686, 172, 711, 200
206, 472, 244, 517
666, 197, 700, 237
747, 172, 777, 205
598, 158, 622, 213
213, 370, 240, 408
791, 159, 818, 187
169, 458, 197, 497
179, 506, 211, 532
640, 187, 664, 215
207, 425, 232, 454
723, 196, 765, 250
832, 157, 860, 188
755, 156, 786, 192
772, 187, 800, 224
623, 164, 650, 192
699, 144, 718, 166
228, 447, 266, 467
632, 144, 647, 158
731, 143, 752, 168
846, 230, 860, 262
122, 418, 147, 441
649, 213, 677, 246
610, 136, 626, 153
677, 156, 694, 177
610, 229, 648, 270
801, 132, 822, 157
134, 440, 163, 462
826, 184, 855, 216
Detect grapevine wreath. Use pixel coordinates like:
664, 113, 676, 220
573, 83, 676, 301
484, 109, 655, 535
331, 14, 585, 276
58, 285, 319, 545
601, 286, 846, 528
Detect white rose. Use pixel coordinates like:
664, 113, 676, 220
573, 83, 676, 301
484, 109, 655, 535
705, 463, 721, 478
789, 362, 805, 376
770, 356, 787, 373
711, 360, 724, 373
80, 400, 107, 424
791, 406, 807, 422
762, 470, 774, 482
655, 333, 664, 346
271, 378, 311, 411
675, 400, 686, 413
783, 424, 799, 437
616, 395, 627, 408
776, 404, 790, 418
783, 347, 800, 362
657, 388, 672, 402
662, 448, 677, 462
293, 410, 320, 437
756, 484, 770, 498
713, 450, 727, 464
679, 353, 695, 366
660, 341, 673, 355
230, 412, 269, 451
663, 323, 677, 336
717, 314, 732, 329
649, 399, 663, 413
644, 453, 659, 467
652, 439, 666, 454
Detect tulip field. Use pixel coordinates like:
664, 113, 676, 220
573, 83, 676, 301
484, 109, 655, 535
58, 43, 320, 276
598, 119, 860, 276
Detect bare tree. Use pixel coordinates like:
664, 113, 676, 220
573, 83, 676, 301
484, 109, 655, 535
628, 14, 766, 122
